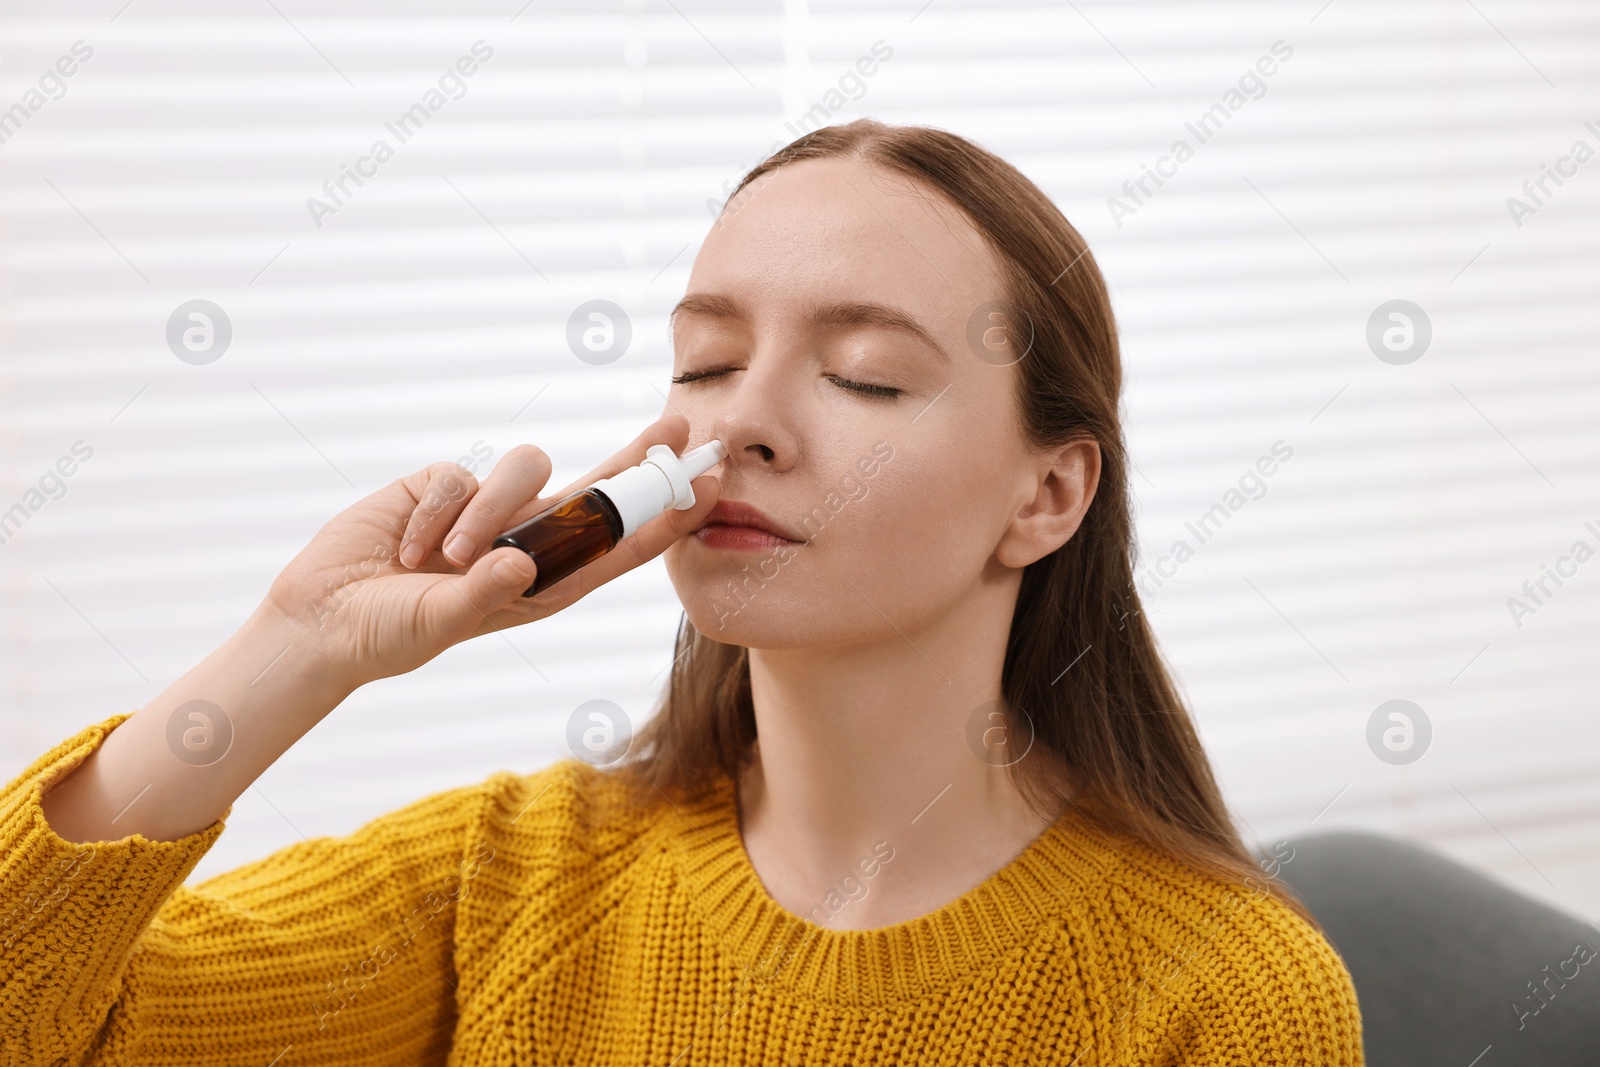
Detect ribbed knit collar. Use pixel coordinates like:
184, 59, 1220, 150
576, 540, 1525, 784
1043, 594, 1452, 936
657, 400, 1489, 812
662, 768, 1116, 1009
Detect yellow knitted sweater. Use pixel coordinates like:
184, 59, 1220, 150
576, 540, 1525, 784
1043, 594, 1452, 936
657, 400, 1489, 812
3, 712, 1364, 1065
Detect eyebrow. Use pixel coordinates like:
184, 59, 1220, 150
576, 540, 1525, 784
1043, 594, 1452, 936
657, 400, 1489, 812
669, 292, 952, 364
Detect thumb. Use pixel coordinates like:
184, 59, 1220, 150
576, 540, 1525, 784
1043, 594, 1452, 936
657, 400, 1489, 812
426, 545, 538, 634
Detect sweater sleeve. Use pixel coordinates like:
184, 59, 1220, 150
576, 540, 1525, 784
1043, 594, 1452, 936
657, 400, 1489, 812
1157, 891, 1367, 1067
1, 711, 500, 1067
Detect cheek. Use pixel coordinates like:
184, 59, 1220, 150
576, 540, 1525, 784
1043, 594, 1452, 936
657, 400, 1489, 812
662, 536, 694, 583
820, 448, 993, 573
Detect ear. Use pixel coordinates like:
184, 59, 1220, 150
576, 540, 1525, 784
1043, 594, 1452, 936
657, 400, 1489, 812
995, 438, 1101, 569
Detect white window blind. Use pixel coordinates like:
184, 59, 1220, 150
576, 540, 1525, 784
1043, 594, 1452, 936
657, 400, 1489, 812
2, 0, 1598, 924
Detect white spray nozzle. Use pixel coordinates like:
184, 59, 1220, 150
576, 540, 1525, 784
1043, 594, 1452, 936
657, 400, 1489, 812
589, 438, 727, 539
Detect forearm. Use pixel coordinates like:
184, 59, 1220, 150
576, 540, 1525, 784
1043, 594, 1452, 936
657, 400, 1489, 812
39, 606, 354, 844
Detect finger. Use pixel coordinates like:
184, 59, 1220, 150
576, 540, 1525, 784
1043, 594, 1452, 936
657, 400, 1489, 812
398, 462, 481, 569
421, 545, 539, 637
435, 444, 553, 567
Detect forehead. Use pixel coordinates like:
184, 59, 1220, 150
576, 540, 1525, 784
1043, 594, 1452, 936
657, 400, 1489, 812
683, 156, 1006, 344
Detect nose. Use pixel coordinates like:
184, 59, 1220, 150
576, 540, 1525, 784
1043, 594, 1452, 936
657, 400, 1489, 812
682, 343, 798, 474
711, 398, 793, 472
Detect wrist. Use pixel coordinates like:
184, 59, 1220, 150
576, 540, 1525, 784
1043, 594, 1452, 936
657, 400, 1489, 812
238, 602, 361, 706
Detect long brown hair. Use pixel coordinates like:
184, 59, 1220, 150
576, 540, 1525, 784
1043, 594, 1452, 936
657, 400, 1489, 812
608, 118, 1320, 932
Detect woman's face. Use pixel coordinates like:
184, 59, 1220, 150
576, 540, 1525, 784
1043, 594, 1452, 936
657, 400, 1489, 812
662, 155, 1054, 650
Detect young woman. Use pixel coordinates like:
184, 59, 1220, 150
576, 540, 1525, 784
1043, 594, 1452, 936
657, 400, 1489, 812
5, 119, 1362, 1065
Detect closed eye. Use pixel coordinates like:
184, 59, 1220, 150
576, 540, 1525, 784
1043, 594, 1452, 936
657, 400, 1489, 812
669, 367, 902, 399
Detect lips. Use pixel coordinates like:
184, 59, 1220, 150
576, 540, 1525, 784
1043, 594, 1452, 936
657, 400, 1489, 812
700, 499, 803, 543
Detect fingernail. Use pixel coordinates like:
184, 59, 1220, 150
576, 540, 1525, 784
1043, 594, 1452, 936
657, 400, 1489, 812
443, 533, 474, 565
400, 540, 424, 568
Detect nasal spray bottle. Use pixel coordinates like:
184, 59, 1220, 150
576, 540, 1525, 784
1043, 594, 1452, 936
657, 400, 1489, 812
491, 439, 727, 598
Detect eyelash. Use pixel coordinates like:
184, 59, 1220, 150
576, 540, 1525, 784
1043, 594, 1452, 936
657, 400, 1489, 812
670, 367, 902, 399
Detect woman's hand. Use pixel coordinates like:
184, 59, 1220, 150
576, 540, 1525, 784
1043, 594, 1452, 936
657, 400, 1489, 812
262, 412, 720, 690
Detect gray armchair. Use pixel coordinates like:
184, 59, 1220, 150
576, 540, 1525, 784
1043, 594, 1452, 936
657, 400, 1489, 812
1258, 831, 1600, 1067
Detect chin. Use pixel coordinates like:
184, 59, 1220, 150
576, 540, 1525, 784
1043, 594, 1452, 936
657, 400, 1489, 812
669, 580, 798, 648
667, 539, 793, 619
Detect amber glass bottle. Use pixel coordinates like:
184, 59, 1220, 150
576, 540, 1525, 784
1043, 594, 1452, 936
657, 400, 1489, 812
491, 489, 625, 597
